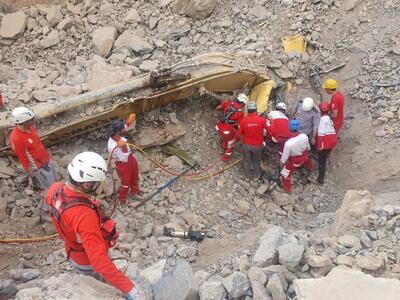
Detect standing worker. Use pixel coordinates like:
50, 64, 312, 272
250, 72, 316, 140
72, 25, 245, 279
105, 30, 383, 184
10, 107, 56, 210
316, 102, 338, 184
266, 102, 290, 157
322, 79, 344, 133
280, 120, 313, 193
46, 152, 145, 300
108, 113, 140, 203
215, 93, 247, 162
290, 97, 320, 145
236, 102, 268, 180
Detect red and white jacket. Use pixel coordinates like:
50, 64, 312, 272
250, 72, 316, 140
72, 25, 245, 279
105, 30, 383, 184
280, 133, 310, 164
267, 110, 290, 142
10, 125, 50, 171
317, 115, 337, 151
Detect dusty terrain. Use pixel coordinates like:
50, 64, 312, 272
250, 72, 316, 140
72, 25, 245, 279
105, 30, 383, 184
1, 0, 400, 299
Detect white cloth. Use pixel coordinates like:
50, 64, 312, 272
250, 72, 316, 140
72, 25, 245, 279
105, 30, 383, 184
107, 137, 130, 163
280, 133, 310, 164
318, 115, 336, 136
268, 110, 288, 121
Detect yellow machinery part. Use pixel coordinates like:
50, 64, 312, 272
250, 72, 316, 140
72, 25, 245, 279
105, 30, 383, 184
249, 80, 276, 114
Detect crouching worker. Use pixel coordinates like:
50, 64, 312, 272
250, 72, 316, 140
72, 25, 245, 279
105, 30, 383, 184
10, 107, 56, 210
280, 120, 313, 193
46, 152, 145, 300
108, 113, 140, 203
316, 102, 338, 184
266, 102, 290, 158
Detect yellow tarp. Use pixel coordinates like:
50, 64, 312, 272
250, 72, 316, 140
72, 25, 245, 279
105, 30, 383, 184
250, 80, 276, 114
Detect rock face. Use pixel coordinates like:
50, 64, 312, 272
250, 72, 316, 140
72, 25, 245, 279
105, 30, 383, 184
92, 27, 117, 58
15, 274, 123, 299
253, 226, 284, 267
172, 0, 217, 19
221, 271, 250, 299
294, 267, 400, 300
0, 11, 27, 39
153, 260, 199, 300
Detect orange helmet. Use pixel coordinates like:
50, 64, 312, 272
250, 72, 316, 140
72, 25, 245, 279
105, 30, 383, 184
319, 102, 331, 113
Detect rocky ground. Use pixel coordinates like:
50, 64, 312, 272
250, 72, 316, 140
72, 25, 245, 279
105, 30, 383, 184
1, 0, 400, 299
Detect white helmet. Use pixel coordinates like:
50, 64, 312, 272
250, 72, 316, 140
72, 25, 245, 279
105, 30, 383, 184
302, 97, 314, 112
236, 93, 248, 105
276, 102, 287, 111
68, 152, 107, 183
12, 107, 35, 124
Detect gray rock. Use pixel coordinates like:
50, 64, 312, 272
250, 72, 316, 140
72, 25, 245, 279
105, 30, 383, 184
140, 223, 153, 238
337, 235, 362, 249
40, 30, 60, 48
92, 27, 117, 58
0, 11, 27, 39
124, 9, 141, 24
248, 267, 267, 285
252, 281, 271, 300
176, 246, 197, 260
172, 0, 217, 19
360, 231, 372, 248
114, 30, 154, 54
344, 0, 361, 11
45, 6, 63, 27
154, 260, 199, 300
199, 280, 227, 300
277, 241, 305, 271
140, 260, 166, 284
126, 262, 139, 280
139, 60, 160, 72
9, 269, 41, 282
248, 5, 268, 19
253, 226, 284, 267
222, 271, 250, 299
266, 273, 286, 300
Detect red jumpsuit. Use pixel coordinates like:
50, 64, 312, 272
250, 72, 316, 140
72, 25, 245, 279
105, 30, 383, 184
267, 110, 290, 157
216, 99, 244, 161
330, 91, 344, 133
46, 183, 134, 294
108, 135, 139, 202
280, 133, 313, 193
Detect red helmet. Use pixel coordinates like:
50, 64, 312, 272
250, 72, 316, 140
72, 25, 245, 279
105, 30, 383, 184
319, 102, 331, 113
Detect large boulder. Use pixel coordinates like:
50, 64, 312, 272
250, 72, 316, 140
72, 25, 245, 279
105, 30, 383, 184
221, 271, 250, 299
92, 27, 117, 58
87, 61, 134, 91
294, 266, 400, 300
0, 11, 27, 39
252, 226, 284, 267
45, 6, 63, 27
172, 0, 217, 19
266, 273, 286, 300
153, 260, 199, 300
199, 279, 226, 300
277, 240, 305, 271
114, 30, 153, 55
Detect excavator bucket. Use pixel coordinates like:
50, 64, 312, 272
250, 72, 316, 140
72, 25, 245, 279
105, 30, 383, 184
249, 80, 276, 114
0, 52, 273, 154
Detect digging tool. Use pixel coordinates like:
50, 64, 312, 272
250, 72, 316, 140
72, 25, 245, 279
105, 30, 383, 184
132, 164, 197, 209
162, 144, 196, 167
163, 225, 206, 242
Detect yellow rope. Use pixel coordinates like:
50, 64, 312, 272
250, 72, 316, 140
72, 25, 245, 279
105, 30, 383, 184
0, 233, 59, 244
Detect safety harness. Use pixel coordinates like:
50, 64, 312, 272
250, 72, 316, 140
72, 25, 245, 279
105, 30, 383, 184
49, 183, 119, 258
220, 100, 242, 124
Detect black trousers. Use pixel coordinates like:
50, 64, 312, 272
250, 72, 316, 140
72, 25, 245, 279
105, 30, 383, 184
317, 149, 332, 183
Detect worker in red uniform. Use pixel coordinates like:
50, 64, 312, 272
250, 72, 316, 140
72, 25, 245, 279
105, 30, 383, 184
10, 107, 56, 210
236, 101, 268, 180
322, 79, 344, 133
46, 152, 145, 300
280, 120, 313, 193
216, 93, 247, 162
266, 102, 290, 158
107, 113, 140, 203
316, 102, 338, 184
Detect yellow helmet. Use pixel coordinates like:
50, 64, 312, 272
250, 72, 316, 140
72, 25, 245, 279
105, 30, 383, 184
322, 79, 338, 90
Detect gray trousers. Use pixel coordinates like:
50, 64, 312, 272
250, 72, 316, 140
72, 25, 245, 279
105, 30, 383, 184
243, 144, 263, 179
33, 159, 57, 191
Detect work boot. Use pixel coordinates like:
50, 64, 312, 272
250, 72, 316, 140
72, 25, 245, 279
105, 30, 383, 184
222, 154, 231, 162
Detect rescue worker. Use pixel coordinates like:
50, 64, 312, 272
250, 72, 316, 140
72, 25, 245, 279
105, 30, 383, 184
10, 107, 56, 210
280, 120, 313, 193
216, 93, 247, 162
290, 97, 320, 145
322, 78, 344, 133
266, 102, 290, 157
236, 101, 268, 180
46, 152, 145, 300
316, 102, 338, 184
108, 113, 140, 203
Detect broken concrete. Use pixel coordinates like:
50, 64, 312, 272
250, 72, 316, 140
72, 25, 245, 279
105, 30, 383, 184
294, 267, 400, 300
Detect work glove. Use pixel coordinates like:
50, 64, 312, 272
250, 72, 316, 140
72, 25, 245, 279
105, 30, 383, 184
126, 287, 146, 300
198, 86, 207, 96
126, 113, 136, 124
